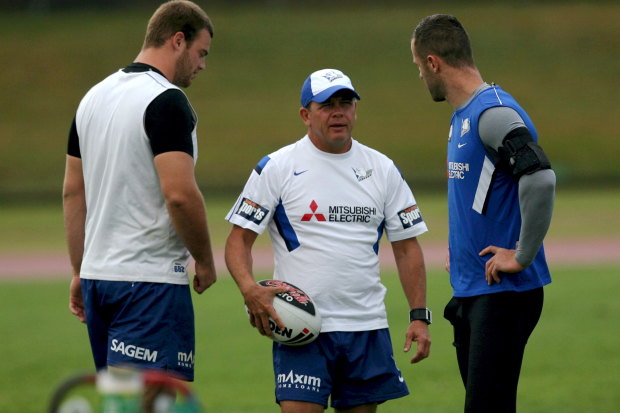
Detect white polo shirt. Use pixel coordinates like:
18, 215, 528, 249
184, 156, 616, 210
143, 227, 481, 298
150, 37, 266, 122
227, 135, 428, 331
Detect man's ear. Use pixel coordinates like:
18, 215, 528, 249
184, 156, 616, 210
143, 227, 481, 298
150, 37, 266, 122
299, 106, 311, 125
427, 54, 441, 73
171, 31, 186, 51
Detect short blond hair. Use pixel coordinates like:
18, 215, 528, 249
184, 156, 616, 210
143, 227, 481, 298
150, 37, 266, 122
143, 0, 214, 49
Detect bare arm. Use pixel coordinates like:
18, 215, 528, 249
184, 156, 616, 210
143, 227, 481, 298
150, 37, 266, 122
391, 237, 431, 363
224, 225, 287, 336
62, 155, 86, 323
154, 151, 216, 293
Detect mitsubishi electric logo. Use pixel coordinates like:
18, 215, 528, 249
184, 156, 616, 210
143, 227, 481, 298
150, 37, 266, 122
448, 162, 470, 180
277, 370, 321, 393
301, 200, 326, 222
301, 201, 377, 223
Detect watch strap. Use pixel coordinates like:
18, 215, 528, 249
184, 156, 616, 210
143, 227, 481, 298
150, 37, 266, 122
409, 308, 432, 324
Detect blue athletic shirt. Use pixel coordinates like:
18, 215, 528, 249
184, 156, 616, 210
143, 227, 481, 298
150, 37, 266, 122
447, 85, 551, 297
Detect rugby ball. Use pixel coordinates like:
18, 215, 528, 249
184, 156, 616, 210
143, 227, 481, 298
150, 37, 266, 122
255, 279, 321, 346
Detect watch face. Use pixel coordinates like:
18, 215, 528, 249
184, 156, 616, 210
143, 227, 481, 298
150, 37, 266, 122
410, 308, 432, 324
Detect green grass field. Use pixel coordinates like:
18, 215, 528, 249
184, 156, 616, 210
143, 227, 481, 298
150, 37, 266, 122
0, 2, 619, 410
0, 188, 619, 412
1, 266, 619, 413
1, 187, 619, 253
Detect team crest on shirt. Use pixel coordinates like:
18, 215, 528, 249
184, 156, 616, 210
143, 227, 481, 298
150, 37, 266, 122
235, 197, 269, 225
352, 167, 373, 182
460, 118, 471, 137
398, 205, 423, 229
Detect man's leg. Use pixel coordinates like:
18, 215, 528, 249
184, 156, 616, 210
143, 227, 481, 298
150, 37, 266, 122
335, 402, 378, 413
444, 297, 471, 388
464, 289, 544, 413
280, 400, 325, 413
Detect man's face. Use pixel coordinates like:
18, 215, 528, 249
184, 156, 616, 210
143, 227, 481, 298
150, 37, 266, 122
411, 39, 446, 102
173, 28, 212, 88
300, 91, 358, 154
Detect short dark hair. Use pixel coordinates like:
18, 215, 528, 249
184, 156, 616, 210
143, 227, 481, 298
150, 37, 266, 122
412, 14, 474, 68
143, 0, 214, 49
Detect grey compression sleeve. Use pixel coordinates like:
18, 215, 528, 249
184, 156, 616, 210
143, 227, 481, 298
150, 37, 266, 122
479, 106, 556, 267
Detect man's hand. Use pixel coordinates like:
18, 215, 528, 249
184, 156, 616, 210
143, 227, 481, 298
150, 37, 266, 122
242, 284, 289, 337
479, 246, 525, 285
403, 321, 431, 363
69, 275, 86, 323
193, 260, 216, 294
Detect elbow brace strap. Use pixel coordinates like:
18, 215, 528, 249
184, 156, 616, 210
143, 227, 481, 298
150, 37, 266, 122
498, 127, 551, 178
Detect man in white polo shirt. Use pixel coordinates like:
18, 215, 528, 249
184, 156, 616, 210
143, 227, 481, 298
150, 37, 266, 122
225, 68, 431, 413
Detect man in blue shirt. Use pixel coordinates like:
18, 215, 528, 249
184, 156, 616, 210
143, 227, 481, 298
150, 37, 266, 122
410, 14, 556, 413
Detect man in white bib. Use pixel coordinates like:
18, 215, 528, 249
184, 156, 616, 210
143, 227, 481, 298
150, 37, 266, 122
63, 1, 217, 384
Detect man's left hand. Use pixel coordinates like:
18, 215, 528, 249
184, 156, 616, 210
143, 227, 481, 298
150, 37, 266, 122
479, 246, 525, 285
404, 321, 431, 363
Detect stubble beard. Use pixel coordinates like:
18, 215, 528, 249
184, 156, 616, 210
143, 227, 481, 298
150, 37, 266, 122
173, 51, 193, 88
429, 78, 447, 102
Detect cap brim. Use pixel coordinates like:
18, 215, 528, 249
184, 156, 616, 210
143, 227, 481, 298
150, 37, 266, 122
311, 86, 361, 104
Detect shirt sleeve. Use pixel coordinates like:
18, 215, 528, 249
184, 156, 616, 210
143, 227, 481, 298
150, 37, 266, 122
144, 89, 195, 157
515, 169, 556, 266
383, 162, 428, 242
479, 106, 525, 152
67, 116, 81, 158
479, 106, 555, 267
225, 155, 281, 235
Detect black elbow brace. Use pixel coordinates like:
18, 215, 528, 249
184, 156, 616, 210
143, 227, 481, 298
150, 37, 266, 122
498, 127, 551, 178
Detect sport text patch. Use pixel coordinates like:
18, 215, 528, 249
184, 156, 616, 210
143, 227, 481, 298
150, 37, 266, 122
236, 198, 269, 225
398, 205, 423, 229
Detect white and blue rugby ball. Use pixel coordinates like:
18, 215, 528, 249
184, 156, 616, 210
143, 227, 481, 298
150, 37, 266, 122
256, 279, 322, 346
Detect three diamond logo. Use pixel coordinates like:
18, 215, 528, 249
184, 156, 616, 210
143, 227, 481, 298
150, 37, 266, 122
301, 200, 326, 222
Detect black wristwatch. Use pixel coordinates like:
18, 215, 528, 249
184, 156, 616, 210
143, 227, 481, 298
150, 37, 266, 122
409, 308, 432, 325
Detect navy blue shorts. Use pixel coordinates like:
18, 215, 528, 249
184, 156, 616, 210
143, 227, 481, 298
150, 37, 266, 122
81, 279, 195, 381
273, 329, 409, 409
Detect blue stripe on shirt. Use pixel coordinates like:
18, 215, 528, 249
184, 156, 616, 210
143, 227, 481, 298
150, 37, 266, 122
273, 199, 300, 252
254, 155, 271, 175
373, 220, 385, 255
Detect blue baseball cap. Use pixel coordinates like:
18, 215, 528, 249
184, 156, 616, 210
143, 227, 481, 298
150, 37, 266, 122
300, 69, 361, 107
